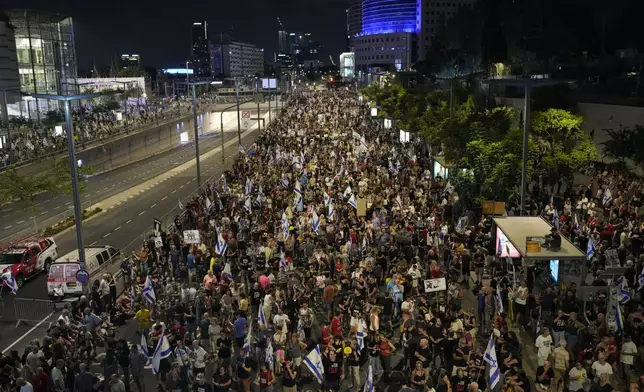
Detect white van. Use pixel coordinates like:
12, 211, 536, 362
47, 246, 120, 298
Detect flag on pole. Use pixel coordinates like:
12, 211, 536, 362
587, 238, 595, 260
638, 268, 644, 291
496, 290, 504, 314
343, 185, 352, 199
151, 333, 172, 374
356, 322, 365, 352
361, 237, 367, 255
328, 199, 335, 222
0, 271, 18, 295
216, 232, 228, 256
280, 175, 289, 189
348, 193, 357, 209
616, 303, 625, 331
281, 212, 290, 240
363, 362, 374, 392
312, 211, 320, 235
223, 262, 233, 281
130, 265, 136, 300
245, 177, 253, 196
258, 301, 267, 326
618, 280, 631, 305
244, 196, 252, 213
142, 275, 156, 304
484, 334, 501, 390
303, 345, 325, 384
602, 188, 613, 207
265, 341, 274, 370
243, 319, 253, 354
141, 333, 149, 357
323, 192, 331, 208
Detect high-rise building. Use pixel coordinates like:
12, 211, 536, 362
211, 35, 264, 78
346, 0, 362, 39
8, 9, 78, 118
191, 21, 211, 77
120, 54, 140, 68
352, 0, 475, 73
0, 12, 20, 100
278, 30, 289, 54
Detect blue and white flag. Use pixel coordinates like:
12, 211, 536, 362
328, 199, 335, 222
294, 181, 303, 197
244, 196, 252, 213
303, 345, 325, 384
312, 210, 321, 235
363, 362, 374, 392
616, 303, 625, 331
281, 212, 290, 239
280, 174, 289, 189
356, 322, 365, 352
280, 252, 288, 270
496, 290, 504, 314
343, 185, 353, 199
361, 237, 367, 255
618, 280, 631, 305
215, 232, 228, 256
142, 275, 156, 304
265, 340, 274, 370
573, 214, 580, 231
348, 193, 357, 209
245, 177, 253, 196
151, 333, 172, 374
258, 301, 267, 326
220, 174, 228, 193
587, 238, 595, 260
243, 319, 253, 354
323, 192, 331, 208
297, 318, 305, 341
0, 271, 18, 295
484, 334, 500, 390
130, 265, 136, 300
602, 188, 613, 207
141, 333, 149, 357
552, 208, 559, 230
253, 194, 263, 209
638, 268, 644, 291
223, 262, 233, 281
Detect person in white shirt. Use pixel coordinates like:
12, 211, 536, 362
568, 362, 588, 392
591, 354, 613, 380
190, 340, 209, 376
408, 264, 422, 294
535, 328, 553, 366
273, 307, 290, 331
619, 335, 637, 383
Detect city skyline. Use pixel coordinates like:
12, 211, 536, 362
1, 0, 348, 70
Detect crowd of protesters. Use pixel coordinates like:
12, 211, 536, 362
1, 88, 643, 392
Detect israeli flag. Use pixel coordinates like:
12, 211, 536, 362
0, 271, 18, 295
294, 181, 303, 197
281, 212, 290, 239
618, 280, 631, 305
204, 197, 212, 212
142, 275, 156, 304
586, 238, 595, 260
141, 333, 149, 357
356, 321, 365, 352
216, 191, 223, 210
343, 185, 352, 199
496, 290, 504, 314
348, 193, 357, 209
223, 262, 233, 281
312, 211, 321, 235
303, 345, 325, 384
130, 265, 136, 300
363, 362, 374, 392
281, 174, 289, 189
243, 319, 253, 354
323, 192, 331, 208
395, 195, 403, 210
244, 196, 252, 213
151, 333, 172, 375
297, 318, 305, 341
638, 268, 644, 291
484, 334, 500, 390
220, 174, 228, 193
258, 301, 267, 326
245, 177, 253, 196
573, 213, 580, 231
361, 237, 367, 255
215, 232, 228, 256
253, 194, 263, 209
265, 339, 274, 370
388, 159, 397, 174
616, 303, 625, 331
552, 208, 559, 230
328, 199, 335, 222
602, 188, 613, 207
497, 237, 503, 257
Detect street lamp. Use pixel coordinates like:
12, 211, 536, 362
174, 80, 213, 188
31, 92, 101, 270
483, 77, 571, 215
220, 99, 253, 167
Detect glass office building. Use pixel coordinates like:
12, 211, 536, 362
8, 9, 78, 118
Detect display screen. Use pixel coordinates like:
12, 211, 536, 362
370, 108, 378, 117
550, 260, 559, 282
262, 78, 277, 89
495, 228, 521, 258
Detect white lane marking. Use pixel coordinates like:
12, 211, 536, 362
161, 196, 168, 201
2, 311, 55, 354
150, 204, 157, 208
90, 241, 97, 246
1, 214, 9, 218
17, 220, 24, 224
114, 226, 121, 231
103, 233, 111, 238
185, 181, 191, 185
4, 225, 11, 229
40, 211, 49, 215
138, 211, 146, 216
126, 219, 132, 224
65, 202, 71, 206
172, 190, 177, 194
54, 206, 61, 210
179, 185, 184, 189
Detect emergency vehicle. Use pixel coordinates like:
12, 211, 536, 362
0, 236, 58, 288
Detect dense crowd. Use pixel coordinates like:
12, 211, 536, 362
0, 88, 643, 392
0, 95, 215, 167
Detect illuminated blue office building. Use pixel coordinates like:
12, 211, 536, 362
361, 0, 418, 36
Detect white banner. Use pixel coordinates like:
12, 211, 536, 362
424, 277, 447, 293
183, 230, 201, 244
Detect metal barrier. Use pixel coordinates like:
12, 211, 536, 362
13, 298, 57, 328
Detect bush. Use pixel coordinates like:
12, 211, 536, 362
42, 208, 103, 236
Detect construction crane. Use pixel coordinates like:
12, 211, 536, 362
277, 17, 284, 29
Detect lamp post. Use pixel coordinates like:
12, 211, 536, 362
31, 92, 101, 270
220, 99, 253, 167
1, 88, 23, 165
174, 80, 213, 188
483, 78, 571, 215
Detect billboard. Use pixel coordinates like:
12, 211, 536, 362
496, 228, 521, 258
163, 68, 194, 75
262, 78, 277, 89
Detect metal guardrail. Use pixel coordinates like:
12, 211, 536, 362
13, 298, 57, 328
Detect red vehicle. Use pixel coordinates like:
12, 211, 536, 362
0, 236, 58, 288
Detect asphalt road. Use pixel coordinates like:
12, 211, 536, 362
0, 102, 271, 241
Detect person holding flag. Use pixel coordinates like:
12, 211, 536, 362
142, 275, 156, 304
0, 270, 18, 294
483, 334, 501, 390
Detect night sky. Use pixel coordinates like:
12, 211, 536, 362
4, 0, 348, 70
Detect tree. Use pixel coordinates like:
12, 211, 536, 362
43, 110, 64, 127
0, 161, 92, 230
602, 125, 644, 167
116, 67, 148, 78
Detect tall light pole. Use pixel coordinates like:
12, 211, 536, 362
174, 80, 213, 188
484, 78, 570, 215
31, 92, 101, 270
220, 99, 253, 167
